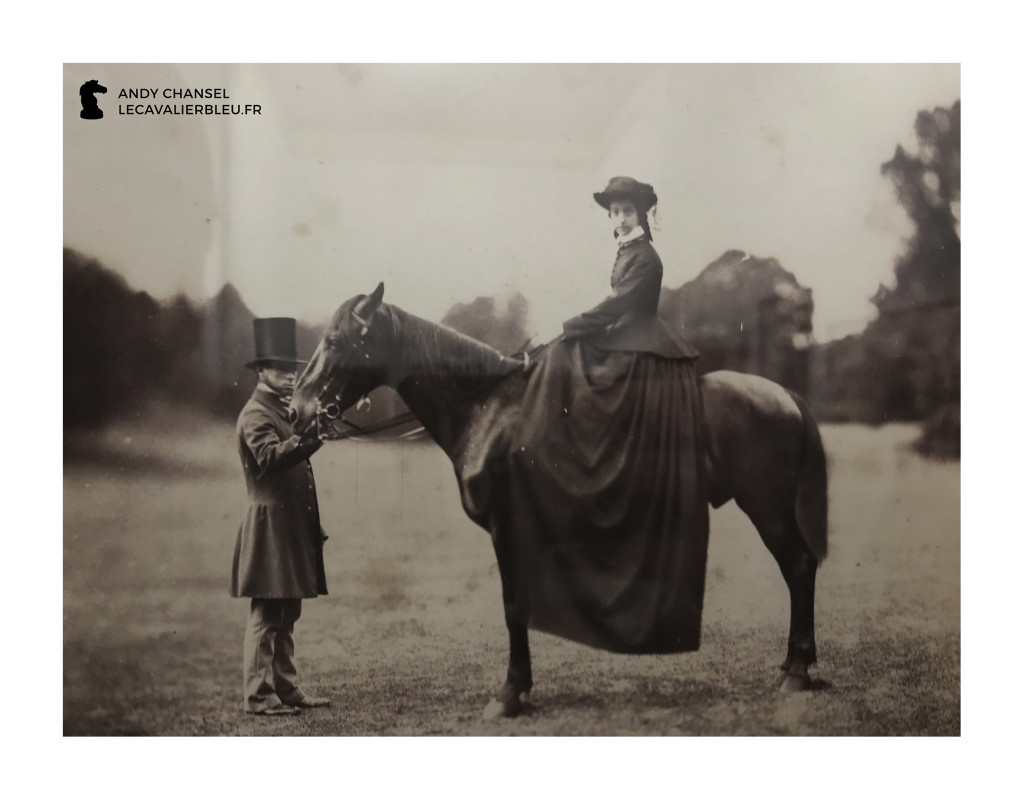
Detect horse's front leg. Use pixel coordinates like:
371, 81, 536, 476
482, 620, 532, 720
482, 518, 532, 719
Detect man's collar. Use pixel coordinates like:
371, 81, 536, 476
256, 383, 291, 405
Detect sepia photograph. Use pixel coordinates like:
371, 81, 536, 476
63, 61, 961, 740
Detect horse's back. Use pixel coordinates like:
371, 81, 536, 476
700, 370, 808, 508
701, 370, 802, 419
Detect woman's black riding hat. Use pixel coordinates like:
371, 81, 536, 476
593, 176, 658, 213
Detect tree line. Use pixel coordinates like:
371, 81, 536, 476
64, 101, 959, 458
813, 101, 960, 457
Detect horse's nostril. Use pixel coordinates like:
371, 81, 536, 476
287, 408, 297, 424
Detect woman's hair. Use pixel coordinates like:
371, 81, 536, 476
638, 208, 654, 242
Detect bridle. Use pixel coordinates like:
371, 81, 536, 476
306, 308, 422, 442
307, 298, 535, 443
312, 311, 372, 430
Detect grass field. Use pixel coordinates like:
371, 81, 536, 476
63, 405, 959, 736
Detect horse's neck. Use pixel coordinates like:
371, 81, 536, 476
387, 307, 517, 451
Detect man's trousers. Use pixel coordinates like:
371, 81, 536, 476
242, 598, 302, 712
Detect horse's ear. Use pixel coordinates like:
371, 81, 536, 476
353, 282, 385, 321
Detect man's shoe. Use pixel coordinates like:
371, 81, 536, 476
247, 705, 301, 717
281, 690, 331, 708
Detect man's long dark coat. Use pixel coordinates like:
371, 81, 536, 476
230, 386, 327, 599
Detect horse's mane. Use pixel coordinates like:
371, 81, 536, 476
385, 304, 521, 383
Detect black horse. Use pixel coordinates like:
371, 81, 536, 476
290, 284, 828, 718
79, 80, 107, 119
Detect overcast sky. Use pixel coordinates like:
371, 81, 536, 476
64, 63, 960, 342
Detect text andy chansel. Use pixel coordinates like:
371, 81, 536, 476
117, 87, 262, 116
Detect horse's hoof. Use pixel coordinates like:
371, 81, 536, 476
482, 696, 521, 720
779, 671, 812, 692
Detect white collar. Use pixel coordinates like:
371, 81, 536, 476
616, 226, 646, 247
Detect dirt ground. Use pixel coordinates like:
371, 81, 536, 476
63, 405, 959, 736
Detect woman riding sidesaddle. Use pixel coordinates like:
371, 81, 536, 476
506, 177, 709, 655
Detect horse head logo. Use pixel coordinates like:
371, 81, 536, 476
79, 80, 107, 120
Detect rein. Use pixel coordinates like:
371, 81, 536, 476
319, 409, 423, 442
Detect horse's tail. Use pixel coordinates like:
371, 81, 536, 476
788, 390, 828, 563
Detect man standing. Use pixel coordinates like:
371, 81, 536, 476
231, 317, 330, 716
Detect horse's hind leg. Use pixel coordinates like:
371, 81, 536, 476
737, 499, 819, 691
778, 546, 818, 691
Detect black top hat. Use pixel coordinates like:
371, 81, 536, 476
245, 317, 307, 369
593, 176, 658, 212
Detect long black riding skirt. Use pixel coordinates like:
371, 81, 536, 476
505, 340, 709, 654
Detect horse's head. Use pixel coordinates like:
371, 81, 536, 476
81, 80, 107, 96
289, 282, 390, 432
